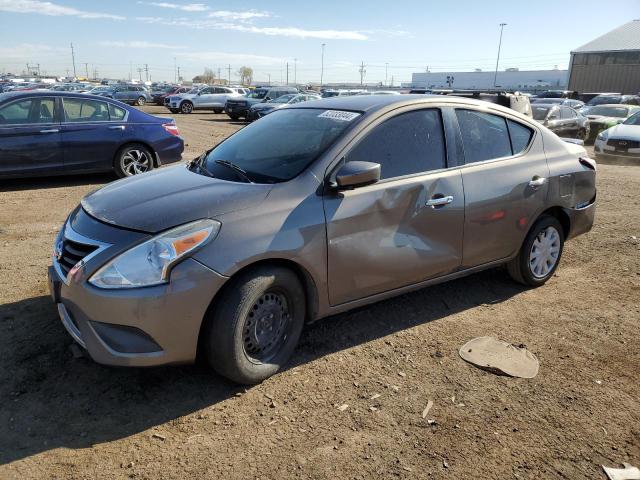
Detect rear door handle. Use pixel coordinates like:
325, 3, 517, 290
529, 176, 547, 188
40, 129, 59, 133
108, 125, 125, 130
426, 195, 454, 208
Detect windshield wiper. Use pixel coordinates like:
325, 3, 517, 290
214, 160, 253, 183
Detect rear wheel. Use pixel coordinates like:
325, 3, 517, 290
180, 101, 193, 114
213, 108, 223, 114
228, 113, 240, 121
136, 96, 146, 106
507, 215, 564, 286
114, 144, 154, 178
202, 266, 306, 384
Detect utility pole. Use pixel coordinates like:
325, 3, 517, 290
320, 43, 326, 87
493, 23, 507, 88
177, 66, 180, 81
286, 62, 289, 85
137, 67, 143, 81
84, 63, 89, 79
227, 64, 231, 85
70, 43, 77, 78
144, 64, 149, 82
359, 61, 366, 86
217, 68, 221, 84
268, 73, 271, 85
129, 62, 133, 81
294, 58, 297, 85
174, 57, 177, 83
385, 62, 388, 87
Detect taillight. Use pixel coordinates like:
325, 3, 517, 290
163, 123, 180, 136
579, 156, 596, 171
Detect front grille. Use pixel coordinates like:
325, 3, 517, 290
607, 139, 640, 149
227, 100, 247, 107
57, 239, 98, 277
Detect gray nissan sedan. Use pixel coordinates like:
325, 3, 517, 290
49, 95, 596, 384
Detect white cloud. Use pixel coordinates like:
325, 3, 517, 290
207, 10, 271, 21
99, 40, 185, 49
0, 43, 65, 60
139, 2, 208, 12
137, 17, 368, 40
0, 0, 124, 19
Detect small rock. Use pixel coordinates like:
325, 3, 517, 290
370, 393, 381, 400
595, 380, 602, 385
443, 459, 449, 468
422, 399, 434, 419
152, 433, 166, 441
398, 371, 406, 378
337, 404, 349, 412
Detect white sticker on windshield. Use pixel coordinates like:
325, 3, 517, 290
318, 110, 361, 122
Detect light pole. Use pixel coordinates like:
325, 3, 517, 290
493, 23, 507, 88
294, 58, 297, 85
320, 43, 326, 87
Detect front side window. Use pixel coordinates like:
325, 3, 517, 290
456, 110, 512, 163
560, 107, 576, 119
0, 97, 55, 124
63, 98, 110, 122
346, 109, 446, 179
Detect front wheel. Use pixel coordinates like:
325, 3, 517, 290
228, 113, 240, 121
507, 215, 565, 286
114, 144, 154, 178
213, 108, 223, 114
169, 108, 180, 114
136, 96, 146, 106
202, 266, 306, 384
180, 102, 193, 114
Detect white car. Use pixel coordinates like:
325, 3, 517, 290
165, 86, 243, 114
594, 111, 640, 161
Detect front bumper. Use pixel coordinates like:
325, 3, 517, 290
49, 217, 227, 367
594, 140, 640, 163
225, 104, 249, 117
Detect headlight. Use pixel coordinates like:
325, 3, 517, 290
89, 219, 220, 289
596, 130, 609, 141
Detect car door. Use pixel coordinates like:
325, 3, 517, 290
323, 108, 465, 306
0, 96, 63, 176
454, 108, 548, 268
194, 87, 215, 108
560, 106, 579, 137
60, 97, 125, 172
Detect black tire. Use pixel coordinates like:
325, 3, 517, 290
169, 108, 180, 114
228, 113, 240, 121
213, 108, 223, 114
136, 96, 146, 106
507, 215, 565, 287
180, 101, 193, 114
203, 266, 306, 384
114, 143, 154, 178
577, 129, 586, 140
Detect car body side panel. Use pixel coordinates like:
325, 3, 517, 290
61, 121, 124, 171
323, 170, 465, 306
460, 133, 550, 268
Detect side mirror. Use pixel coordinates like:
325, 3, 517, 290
335, 161, 381, 189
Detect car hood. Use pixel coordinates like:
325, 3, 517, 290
81, 165, 273, 233
168, 93, 196, 101
604, 124, 640, 139
251, 103, 281, 111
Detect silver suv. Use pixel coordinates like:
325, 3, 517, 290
49, 95, 596, 384
165, 85, 243, 114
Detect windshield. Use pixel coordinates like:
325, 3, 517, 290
587, 106, 629, 118
271, 94, 296, 104
587, 96, 621, 106
623, 112, 640, 125
247, 89, 268, 99
532, 106, 551, 120
201, 108, 361, 183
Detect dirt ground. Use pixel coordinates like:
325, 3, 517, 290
1, 106, 639, 480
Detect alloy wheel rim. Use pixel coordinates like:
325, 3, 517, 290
121, 149, 151, 176
138, 97, 145, 105
529, 226, 561, 278
182, 103, 192, 113
243, 291, 290, 363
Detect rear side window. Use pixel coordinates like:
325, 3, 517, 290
347, 109, 446, 179
456, 110, 532, 163
0, 98, 55, 124
109, 104, 126, 121
63, 98, 110, 122
507, 120, 533, 154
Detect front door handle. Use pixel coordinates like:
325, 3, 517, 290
40, 129, 59, 133
529, 176, 547, 188
426, 195, 454, 208
108, 125, 125, 130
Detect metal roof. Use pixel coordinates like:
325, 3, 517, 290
572, 19, 640, 53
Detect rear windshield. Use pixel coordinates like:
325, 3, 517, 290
532, 106, 551, 120
587, 96, 621, 106
202, 108, 361, 183
247, 89, 268, 99
587, 106, 629, 117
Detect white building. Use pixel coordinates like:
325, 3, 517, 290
408, 69, 568, 91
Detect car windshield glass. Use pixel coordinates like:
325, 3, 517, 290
623, 112, 640, 125
247, 89, 268, 99
202, 108, 361, 183
271, 94, 296, 104
532, 106, 551, 120
588, 96, 621, 105
587, 106, 629, 117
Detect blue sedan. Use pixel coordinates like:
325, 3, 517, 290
0, 91, 183, 178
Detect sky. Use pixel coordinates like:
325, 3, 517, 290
0, 0, 638, 84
